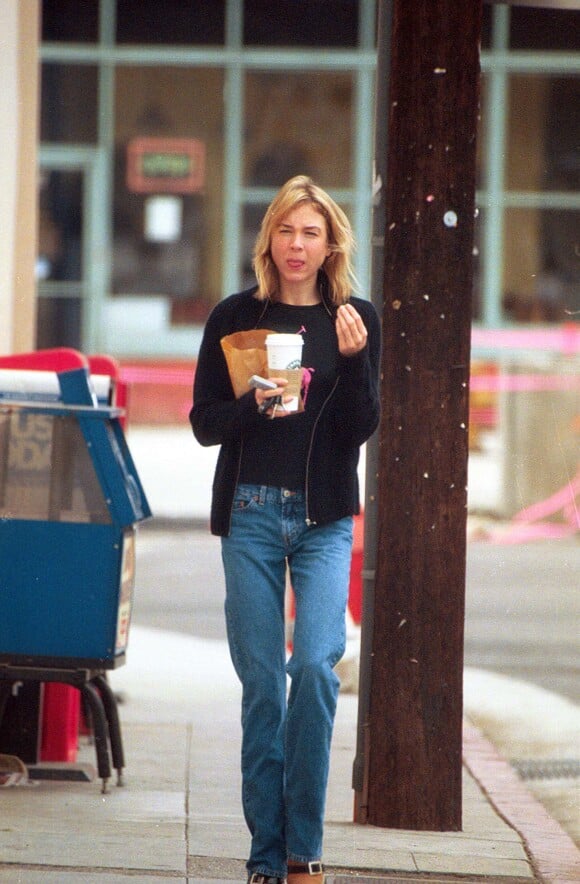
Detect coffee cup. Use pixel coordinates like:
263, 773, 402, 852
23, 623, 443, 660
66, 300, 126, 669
266, 333, 304, 413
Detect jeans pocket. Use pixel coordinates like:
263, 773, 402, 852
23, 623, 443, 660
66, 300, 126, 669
232, 485, 262, 513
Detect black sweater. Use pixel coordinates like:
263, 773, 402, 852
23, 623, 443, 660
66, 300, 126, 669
190, 285, 381, 536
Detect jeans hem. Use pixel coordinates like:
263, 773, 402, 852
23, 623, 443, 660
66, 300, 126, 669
287, 854, 322, 864
249, 864, 288, 879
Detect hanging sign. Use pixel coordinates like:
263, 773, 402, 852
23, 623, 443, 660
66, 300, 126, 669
126, 137, 205, 194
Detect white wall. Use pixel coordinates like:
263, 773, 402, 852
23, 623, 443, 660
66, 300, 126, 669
0, 1, 19, 352
0, 0, 39, 355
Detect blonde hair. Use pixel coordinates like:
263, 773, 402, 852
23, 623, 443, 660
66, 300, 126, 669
252, 175, 356, 305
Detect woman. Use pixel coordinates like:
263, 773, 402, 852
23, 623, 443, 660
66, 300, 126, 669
190, 175, 380, 884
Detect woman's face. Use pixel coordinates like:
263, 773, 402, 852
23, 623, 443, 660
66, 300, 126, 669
269, 202, 331, 296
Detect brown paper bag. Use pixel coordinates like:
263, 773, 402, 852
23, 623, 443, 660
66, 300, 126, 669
220, 329, 275, 398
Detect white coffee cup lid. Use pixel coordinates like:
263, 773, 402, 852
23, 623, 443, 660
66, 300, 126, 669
265, 334, 304, 346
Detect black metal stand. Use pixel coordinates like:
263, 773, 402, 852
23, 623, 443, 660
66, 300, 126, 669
0, 665, 125, 793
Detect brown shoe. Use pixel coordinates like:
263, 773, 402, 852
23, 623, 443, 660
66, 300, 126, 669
287, 861, 324, 884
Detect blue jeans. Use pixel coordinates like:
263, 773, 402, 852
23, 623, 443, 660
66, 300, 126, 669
221, 484, 353, 878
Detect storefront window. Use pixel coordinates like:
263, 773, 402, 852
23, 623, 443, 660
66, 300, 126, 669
475, 76, 487, 192
40, 64, 98, 144
116, 0, 225, 45
36, 0, 578, 358
36, 170, 83, 351
543, 78, 579, 195
502, 208, 579, 324
506, 76, 579, 194
241, 204, 267, 291
244, 71, 353, 189
42, 0, 99, 42
480, 5, 492, 51
244, 0, 359, 47
509, 8, 580, 52
112, 66, 224, 324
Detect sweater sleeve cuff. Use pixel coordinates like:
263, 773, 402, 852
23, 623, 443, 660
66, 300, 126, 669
237, 388, 266, 426
338, 348, 369, 381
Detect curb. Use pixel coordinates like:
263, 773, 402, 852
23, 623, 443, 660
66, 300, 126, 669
463, 722, 580, 883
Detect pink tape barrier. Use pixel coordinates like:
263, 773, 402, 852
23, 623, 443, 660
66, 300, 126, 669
470, 374, 580, 392
487, 469, 580, 545
472, 324, 579, 356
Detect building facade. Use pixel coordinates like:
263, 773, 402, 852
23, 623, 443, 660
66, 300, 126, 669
4, 0, 580, 361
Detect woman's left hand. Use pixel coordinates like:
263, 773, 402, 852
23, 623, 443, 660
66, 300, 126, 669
336, 303, 368, 356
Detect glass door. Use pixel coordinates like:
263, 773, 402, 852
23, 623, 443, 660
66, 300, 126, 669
37, 166, 84, 350
36, 148, 105, 354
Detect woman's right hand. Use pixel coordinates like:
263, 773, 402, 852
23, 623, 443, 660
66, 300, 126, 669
255, 377, 289, 417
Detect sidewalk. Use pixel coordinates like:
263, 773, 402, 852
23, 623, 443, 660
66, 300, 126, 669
1, 624, 578, 883
1, 427, 578, 882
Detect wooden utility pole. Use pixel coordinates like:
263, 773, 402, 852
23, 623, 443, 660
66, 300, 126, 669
355, 1, 483, 830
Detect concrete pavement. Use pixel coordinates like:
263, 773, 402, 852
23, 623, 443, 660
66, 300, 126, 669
0, 426, 578, 882
1, 624, 578, 882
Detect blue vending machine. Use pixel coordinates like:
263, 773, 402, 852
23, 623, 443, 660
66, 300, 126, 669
0, 366, 151, 789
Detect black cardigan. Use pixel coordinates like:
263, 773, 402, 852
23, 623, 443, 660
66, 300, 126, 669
190, 286, 381, 536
